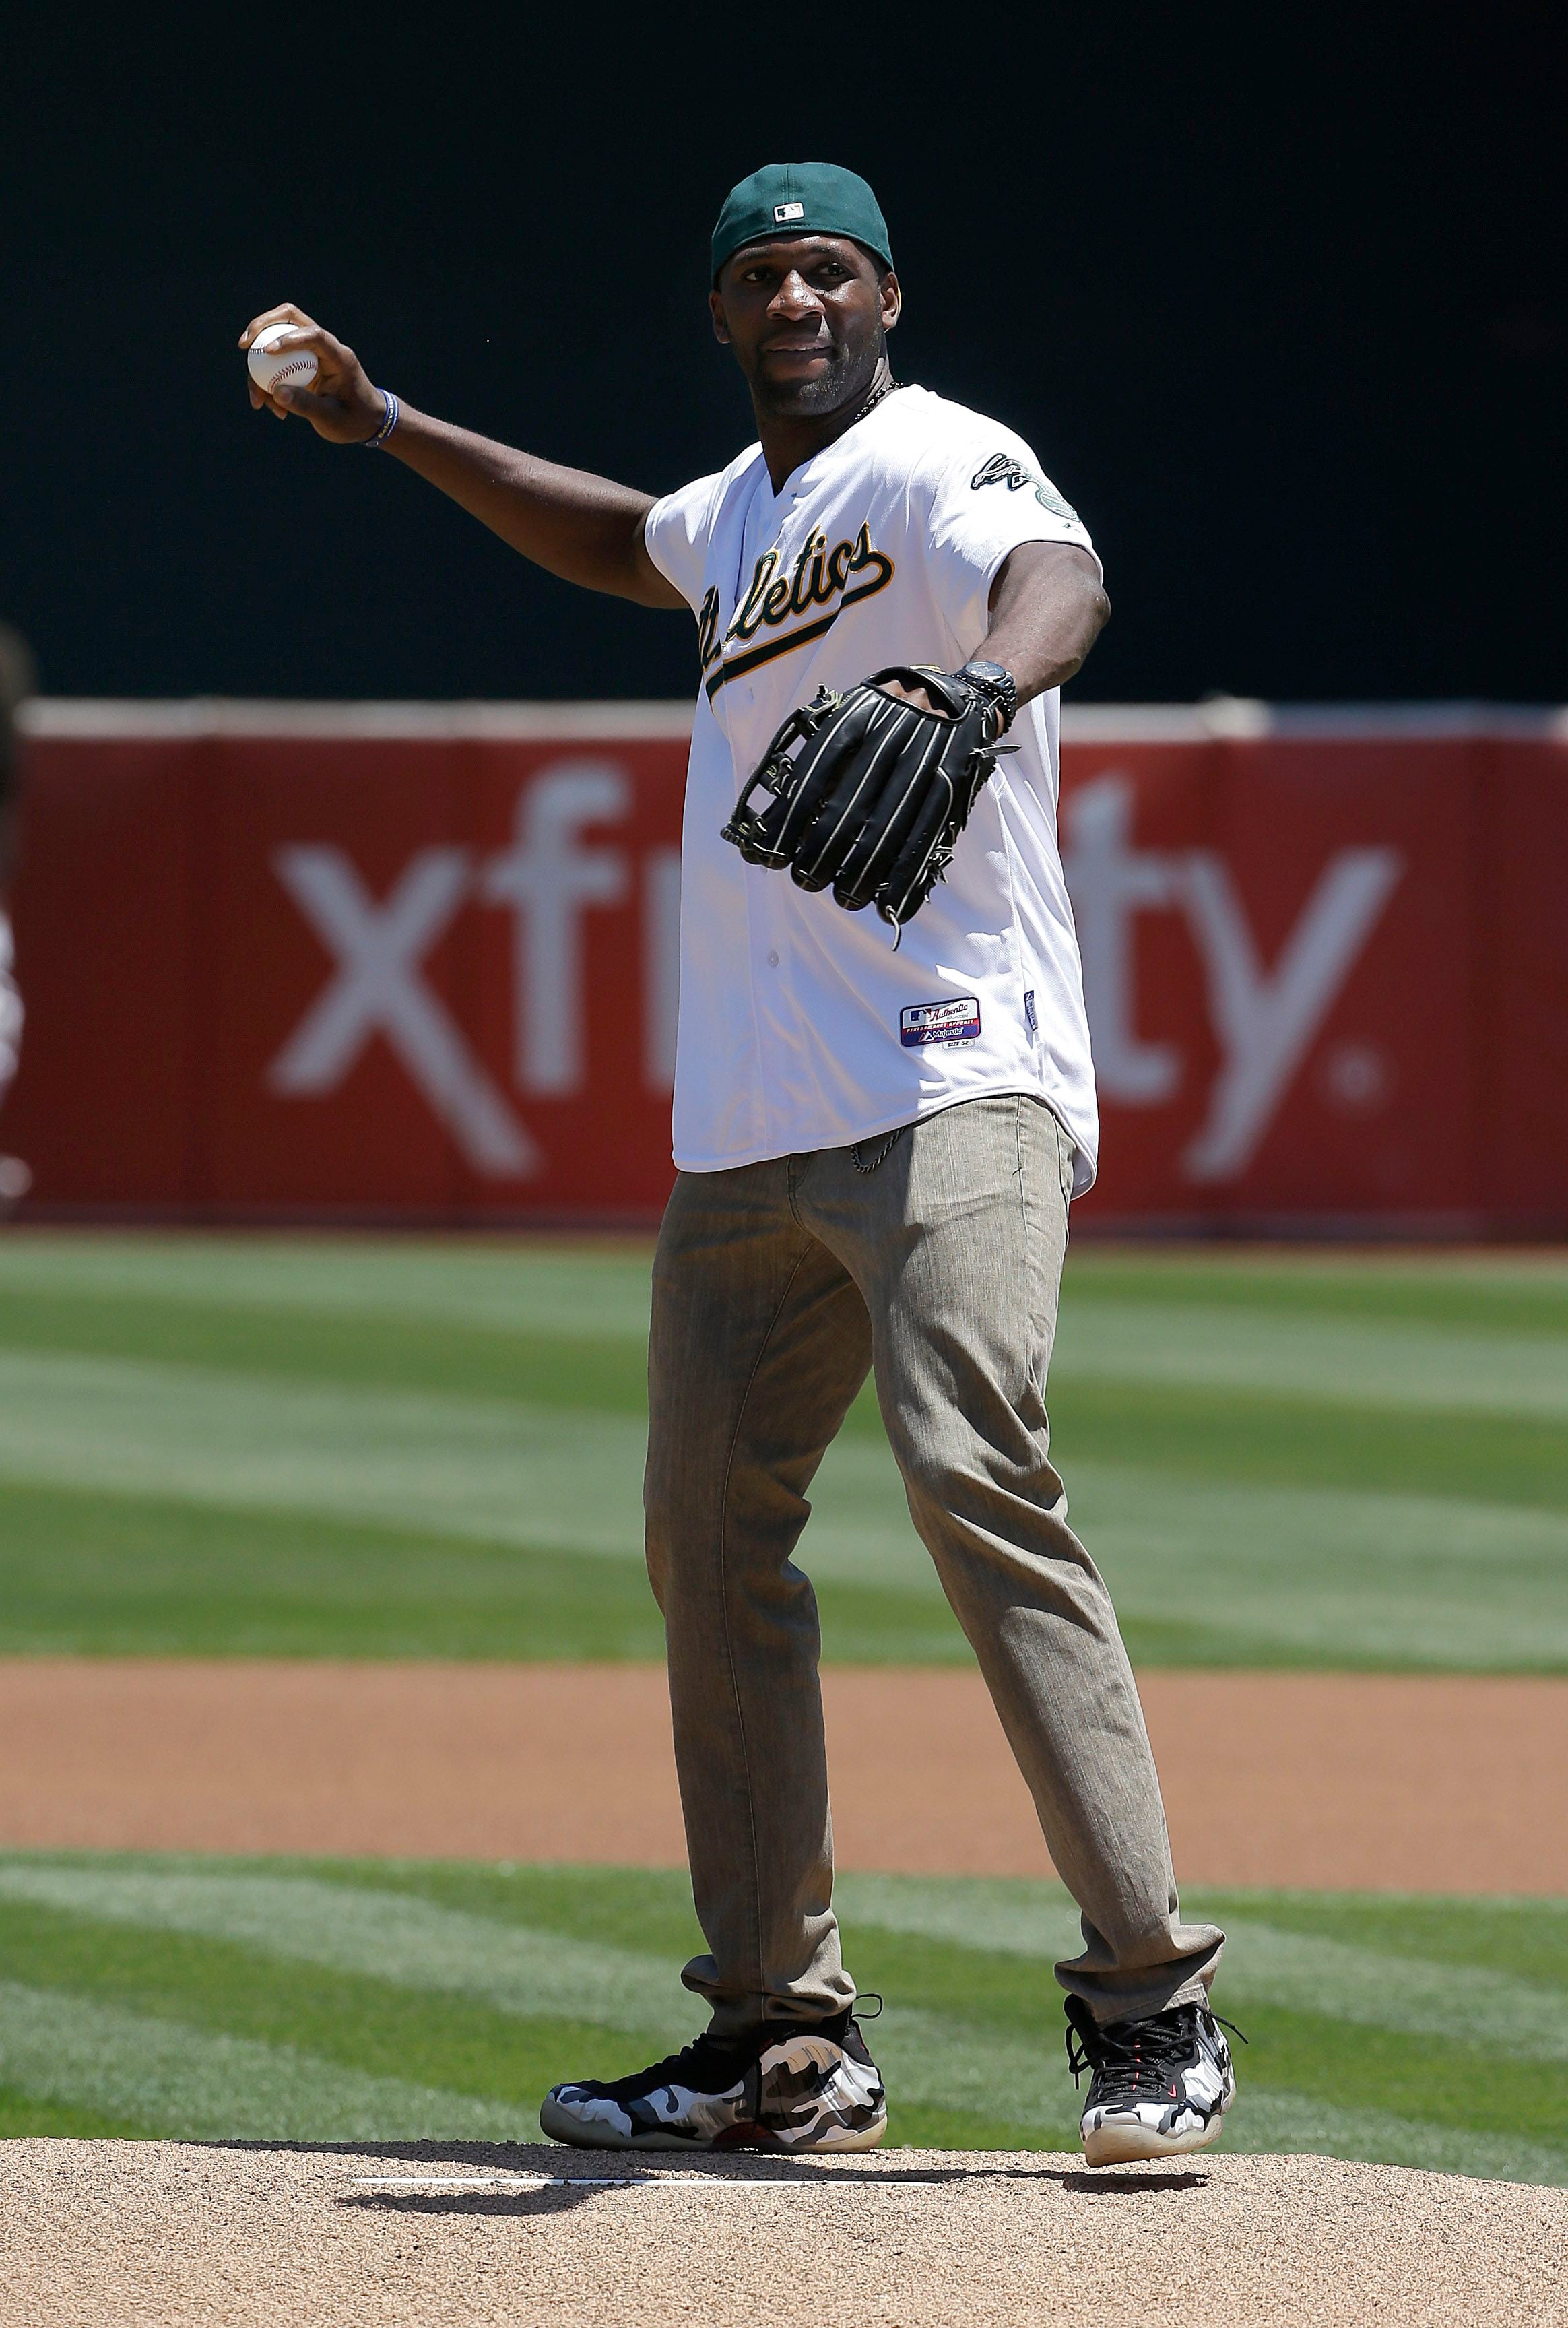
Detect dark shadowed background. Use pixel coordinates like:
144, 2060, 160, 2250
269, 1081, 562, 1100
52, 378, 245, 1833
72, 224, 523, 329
2, 4, 1559, 705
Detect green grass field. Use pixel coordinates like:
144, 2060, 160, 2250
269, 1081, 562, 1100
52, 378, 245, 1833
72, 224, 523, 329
0, 1852, 1561, 2185
1, 1233, 1564, 2182
1, 1233, 1565, 1669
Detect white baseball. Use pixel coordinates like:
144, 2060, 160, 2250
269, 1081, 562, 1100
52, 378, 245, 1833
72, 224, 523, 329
247, 323, 319, 394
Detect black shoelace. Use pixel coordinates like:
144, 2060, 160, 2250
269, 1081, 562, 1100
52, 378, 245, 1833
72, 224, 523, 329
1065, 2005, 1247, 2103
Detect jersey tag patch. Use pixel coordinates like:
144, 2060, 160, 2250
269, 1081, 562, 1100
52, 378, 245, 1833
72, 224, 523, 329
1024, 989, 1038, 1043
773, 201, 805, 222
901, 998, 981, 1047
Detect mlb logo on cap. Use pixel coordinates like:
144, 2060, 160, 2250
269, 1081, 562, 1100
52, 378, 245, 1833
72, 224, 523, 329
711, 165, 893, 280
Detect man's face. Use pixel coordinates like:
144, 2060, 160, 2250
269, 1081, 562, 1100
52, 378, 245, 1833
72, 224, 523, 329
710, 234, 900, 420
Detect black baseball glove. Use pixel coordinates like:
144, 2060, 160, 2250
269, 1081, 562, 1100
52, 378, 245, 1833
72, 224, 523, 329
720, 666, 1012, 930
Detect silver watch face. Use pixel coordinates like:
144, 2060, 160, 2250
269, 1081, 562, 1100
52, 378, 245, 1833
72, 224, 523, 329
960, 661, 1015, 709
958, 661, 1016, 733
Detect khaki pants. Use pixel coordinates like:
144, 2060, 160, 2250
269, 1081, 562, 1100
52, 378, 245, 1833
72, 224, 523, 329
645, 1093, 1222, 2034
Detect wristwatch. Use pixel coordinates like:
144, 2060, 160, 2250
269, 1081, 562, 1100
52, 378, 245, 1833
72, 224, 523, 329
956, 659, 1019, 734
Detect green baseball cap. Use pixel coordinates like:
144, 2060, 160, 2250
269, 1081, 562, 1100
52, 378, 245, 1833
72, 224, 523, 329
711, 162, 893, 282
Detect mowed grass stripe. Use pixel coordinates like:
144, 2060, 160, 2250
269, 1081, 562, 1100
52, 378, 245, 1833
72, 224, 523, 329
275, 1861, 1568, 2168
1230, 2090, 1566, 2187
1, 1417, 1561, 1669
0, 1982, 523, 2139
0, 1481, 964, 1664
1051, 1378, 1568, 1513
1068, 1462, 1568, 1670
8, 1270, 1568, 1426
0, 1856, 1561, 2180
0, 1912, 1403, 2162
9, 1233, 1568, 1339
0, 1898, 649, 2127
0, 1481, 673, 1660
1204, 1889, 1568, 1989
0, 1349, 929, 1583
0, 1288, 651, 1415
0, 1865, 693, 2037
2, 1235, 1565, 1669
9, 1309, 1558, 1532
0, 1875, 1081, 2147
0, 1865, 1075, 2135
832, 1873, 1568, 2061
847, 1867, 1568, 1984
0, 1347, 951, 1600
843, 1939, 1566, 2154
0, 1349, 653, 1559
0, 1239, 656, 1340
1059, 1250, 1568, 1338
1054, 1303, 1568, 1419
7, 1343, 1568, 1572
0, 2084, 147, 2140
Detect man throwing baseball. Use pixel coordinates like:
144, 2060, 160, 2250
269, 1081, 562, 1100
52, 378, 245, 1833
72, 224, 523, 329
240, 162, 1235, 2167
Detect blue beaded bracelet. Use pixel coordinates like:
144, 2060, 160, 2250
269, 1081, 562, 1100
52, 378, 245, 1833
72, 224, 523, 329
361, 389, 400, 449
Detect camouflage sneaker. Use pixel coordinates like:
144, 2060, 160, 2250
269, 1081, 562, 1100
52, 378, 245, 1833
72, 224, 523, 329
540, 2009, 887, 2153
1066, 1995, 1242, 2166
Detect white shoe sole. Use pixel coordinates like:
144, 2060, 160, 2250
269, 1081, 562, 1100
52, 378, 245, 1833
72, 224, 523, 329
539, 2092, 888, 2154
1081, 2108, 1227, 2168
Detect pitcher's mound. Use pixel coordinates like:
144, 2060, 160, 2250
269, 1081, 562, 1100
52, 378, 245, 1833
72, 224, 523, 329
1, 2140, 1562, 2326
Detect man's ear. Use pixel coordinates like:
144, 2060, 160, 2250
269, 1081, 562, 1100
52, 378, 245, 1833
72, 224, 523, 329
880, 269, 902, 334
709, 288, 731, 346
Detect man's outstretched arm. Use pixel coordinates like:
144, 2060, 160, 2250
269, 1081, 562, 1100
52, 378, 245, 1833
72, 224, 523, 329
878, 542, 1110, 719
979, 541, 1111, 703
238, 305, 685, 610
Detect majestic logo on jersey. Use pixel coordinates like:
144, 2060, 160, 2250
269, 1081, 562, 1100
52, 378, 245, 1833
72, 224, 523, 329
971, 451, 1081, 524
697, 522, 896, 700
901, 997, 982, 1047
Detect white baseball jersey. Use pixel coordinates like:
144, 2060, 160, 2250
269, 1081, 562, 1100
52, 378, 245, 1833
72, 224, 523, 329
643, 385, 1101, 1192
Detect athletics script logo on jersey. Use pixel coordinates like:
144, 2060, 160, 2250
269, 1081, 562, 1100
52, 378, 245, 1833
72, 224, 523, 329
971, 451, 1081, 525
696, 523, 895, 700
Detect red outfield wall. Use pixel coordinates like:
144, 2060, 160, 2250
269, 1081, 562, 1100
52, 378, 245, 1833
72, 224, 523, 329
6, 701, 1567, 1234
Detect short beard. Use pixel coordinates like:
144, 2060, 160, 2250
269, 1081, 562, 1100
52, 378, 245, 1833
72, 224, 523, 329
750, 333, 883, 423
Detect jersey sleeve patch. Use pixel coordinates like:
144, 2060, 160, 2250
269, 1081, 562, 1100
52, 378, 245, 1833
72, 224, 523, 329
971, 451, 1080, 524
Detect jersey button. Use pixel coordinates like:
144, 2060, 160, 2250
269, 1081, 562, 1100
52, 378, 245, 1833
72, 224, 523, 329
766, 950, 780, 968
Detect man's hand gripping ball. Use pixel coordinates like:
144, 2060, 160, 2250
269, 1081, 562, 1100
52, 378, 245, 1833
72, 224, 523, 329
238, 305, 389, 443
721, 667, 1012, 929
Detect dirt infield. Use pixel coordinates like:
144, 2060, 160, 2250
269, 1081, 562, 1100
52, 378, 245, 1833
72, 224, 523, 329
1, 2141, 1562, 2327
1, 1660, 1563, 1891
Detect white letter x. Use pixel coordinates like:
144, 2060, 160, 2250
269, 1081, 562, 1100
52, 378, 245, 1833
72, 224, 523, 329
269, 845, 538, 1179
